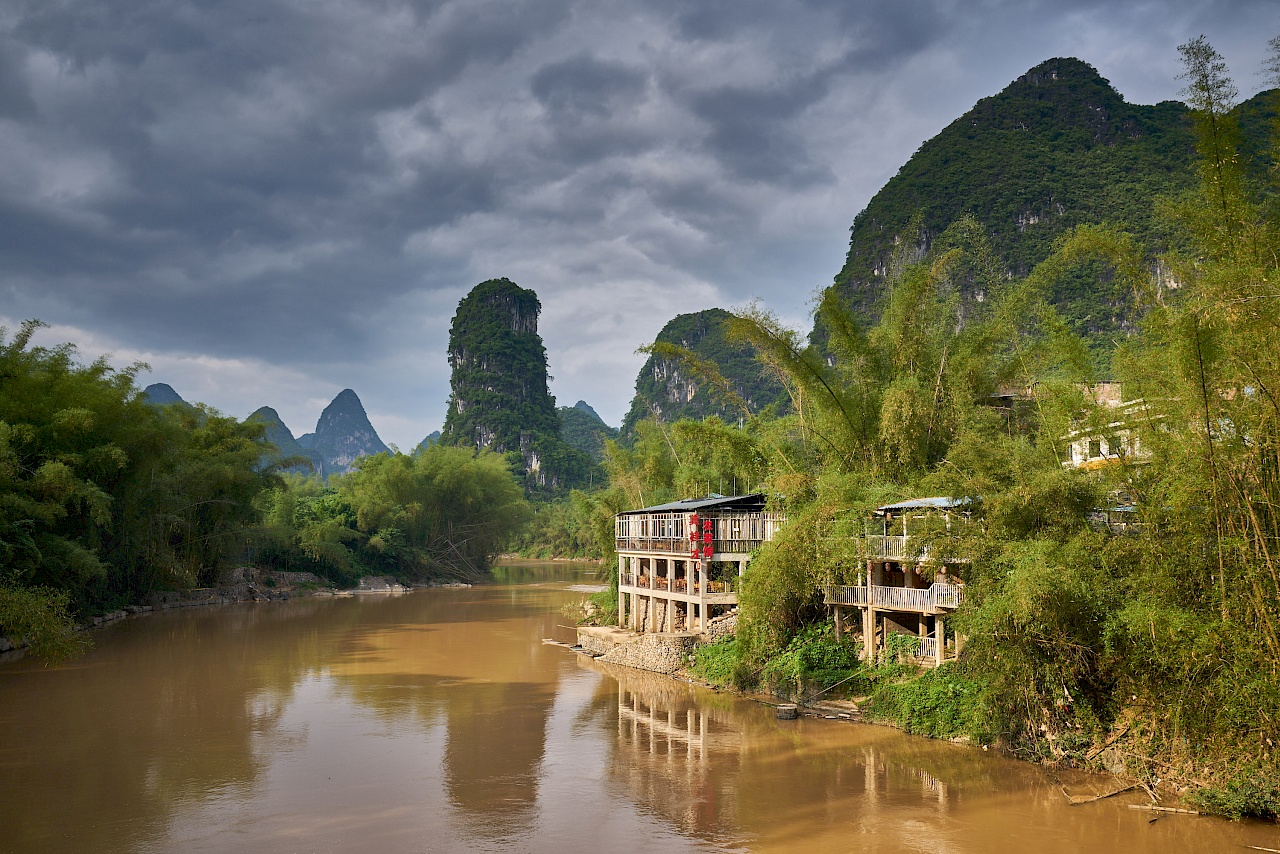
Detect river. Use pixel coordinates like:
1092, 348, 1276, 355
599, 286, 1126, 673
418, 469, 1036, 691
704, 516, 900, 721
0, 561, 1275, 853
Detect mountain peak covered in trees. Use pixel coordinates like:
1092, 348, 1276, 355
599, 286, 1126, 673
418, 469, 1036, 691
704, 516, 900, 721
558, 400, 617, 461
828, 55, 1276, 346
622, 308, 787, 436
440, 278, 596, 491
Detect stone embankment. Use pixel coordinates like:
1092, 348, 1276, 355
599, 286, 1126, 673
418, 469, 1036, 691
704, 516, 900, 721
576, 608, 738, 676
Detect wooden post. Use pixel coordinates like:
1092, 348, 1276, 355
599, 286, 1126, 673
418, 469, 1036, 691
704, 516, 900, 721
834, 605, 844, 639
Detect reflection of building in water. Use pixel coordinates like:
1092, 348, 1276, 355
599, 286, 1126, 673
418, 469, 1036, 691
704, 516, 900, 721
590, 657, 964, 845
590, 660, 747, 839
857, 746, 950, 808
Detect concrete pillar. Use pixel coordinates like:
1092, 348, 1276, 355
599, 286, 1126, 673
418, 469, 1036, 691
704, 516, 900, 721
618, 555, 626, 628
834, 605, 844, 639
935, 615, 945, 667
862, 606, 876, 662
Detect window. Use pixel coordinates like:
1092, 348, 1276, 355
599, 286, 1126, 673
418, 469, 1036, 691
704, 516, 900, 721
1088, 439, 1101, 458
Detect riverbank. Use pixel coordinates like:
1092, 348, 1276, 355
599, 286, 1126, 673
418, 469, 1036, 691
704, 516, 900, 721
0, 569, 474, 663
572, 616, 1274, 822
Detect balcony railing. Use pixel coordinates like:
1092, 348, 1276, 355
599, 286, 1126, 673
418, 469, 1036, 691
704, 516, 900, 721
822, 582, 964, 612
865, 534, 909, 560
619, 573, 735, 595
615, 511, 785, 555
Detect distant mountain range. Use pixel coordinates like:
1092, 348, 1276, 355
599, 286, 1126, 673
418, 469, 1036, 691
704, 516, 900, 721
147, 384, 392, 478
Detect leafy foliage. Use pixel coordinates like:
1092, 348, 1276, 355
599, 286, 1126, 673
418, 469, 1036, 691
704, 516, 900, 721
254, 445, 531, 582
440, 278, 599, 492
829, 56, 1276, 353
622, 308, 788, 437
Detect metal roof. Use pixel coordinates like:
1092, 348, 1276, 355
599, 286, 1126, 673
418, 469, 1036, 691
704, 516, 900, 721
875, 496, 974, 514
616, 493, 768, 516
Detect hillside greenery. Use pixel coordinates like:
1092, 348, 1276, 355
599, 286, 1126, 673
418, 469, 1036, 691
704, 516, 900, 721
583, 38, 1280, 817
828, 56, 1277, 356
621, 308, 788, 437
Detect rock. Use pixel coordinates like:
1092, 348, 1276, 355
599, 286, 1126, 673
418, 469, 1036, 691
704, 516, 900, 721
777, 704, 799, 720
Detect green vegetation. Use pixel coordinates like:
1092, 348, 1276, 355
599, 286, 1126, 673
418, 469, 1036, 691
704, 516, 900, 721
440, 278, 598, 492
0, 321, 274, 655
254, 446, 530, 584
621, 308, 788, 437
602, 39, 1280, 817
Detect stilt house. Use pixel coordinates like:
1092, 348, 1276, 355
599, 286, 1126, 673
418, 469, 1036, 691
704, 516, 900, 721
616, 494, 784, 634
822, 497, 969, 666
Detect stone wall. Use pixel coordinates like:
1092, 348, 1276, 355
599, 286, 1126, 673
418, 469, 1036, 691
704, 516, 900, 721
703, 609, 738, 643
599, 633, 698, 675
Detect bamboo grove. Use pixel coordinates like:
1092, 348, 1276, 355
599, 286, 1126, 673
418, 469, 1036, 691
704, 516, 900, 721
550, 36, 1280, 815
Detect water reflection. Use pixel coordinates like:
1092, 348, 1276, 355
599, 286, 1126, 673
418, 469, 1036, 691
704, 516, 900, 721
2, 564, 1278, 854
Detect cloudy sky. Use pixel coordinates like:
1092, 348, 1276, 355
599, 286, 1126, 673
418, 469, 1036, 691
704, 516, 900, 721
1, 0, 1275, 448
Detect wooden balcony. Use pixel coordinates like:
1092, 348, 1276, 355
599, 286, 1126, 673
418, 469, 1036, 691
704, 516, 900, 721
615, 511, 785, 556
822, 582, 964, 614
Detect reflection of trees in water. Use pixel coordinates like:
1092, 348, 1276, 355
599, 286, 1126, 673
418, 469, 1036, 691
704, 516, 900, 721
0, 602, 354, 853
443, 680, 556, 840
488, 560, 597, 586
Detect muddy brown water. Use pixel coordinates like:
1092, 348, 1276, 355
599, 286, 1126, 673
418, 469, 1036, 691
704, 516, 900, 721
1, 562, 1276, 853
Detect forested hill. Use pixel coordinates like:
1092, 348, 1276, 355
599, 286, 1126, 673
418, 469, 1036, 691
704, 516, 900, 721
558, 400, 617, 461
831, 56, 1276, 340
440, 278, 596, 491
622, 308, 788, 436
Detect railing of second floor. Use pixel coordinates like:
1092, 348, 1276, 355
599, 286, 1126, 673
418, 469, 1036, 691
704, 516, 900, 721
822, 582, 964, 611
864, 534, 908, 560
616, 511, 786, 554
619, 572, 735, 595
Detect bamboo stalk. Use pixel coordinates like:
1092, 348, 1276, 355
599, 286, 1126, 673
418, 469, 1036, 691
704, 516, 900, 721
1064, 783, 1139, 805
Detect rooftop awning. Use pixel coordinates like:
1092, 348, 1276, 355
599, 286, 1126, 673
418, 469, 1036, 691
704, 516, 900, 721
616, 493, 768, 516
875, 496, 975, 515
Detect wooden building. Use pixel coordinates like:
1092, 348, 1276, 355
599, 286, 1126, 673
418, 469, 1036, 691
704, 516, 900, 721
616, 494, 784, 634
822, 497, 968, 666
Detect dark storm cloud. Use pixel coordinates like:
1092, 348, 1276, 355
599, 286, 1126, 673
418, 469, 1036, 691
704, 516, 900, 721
1, 0, 1276, 445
